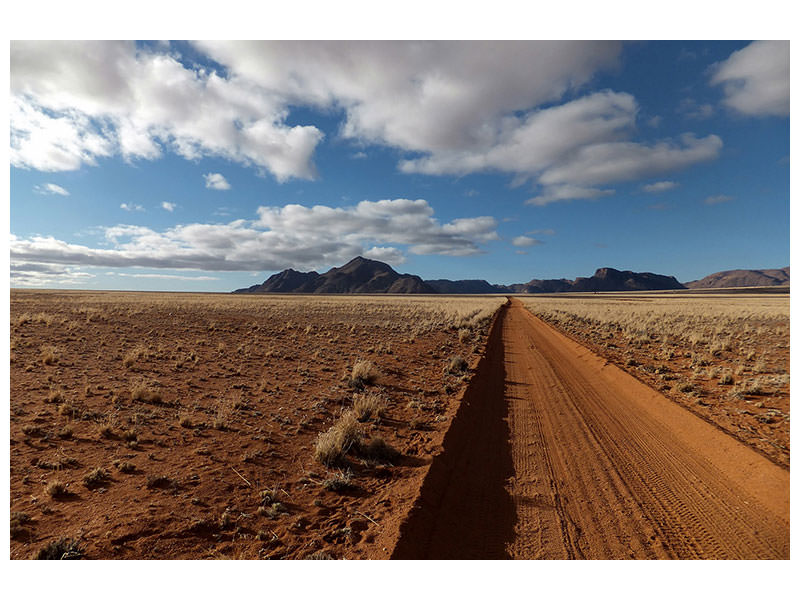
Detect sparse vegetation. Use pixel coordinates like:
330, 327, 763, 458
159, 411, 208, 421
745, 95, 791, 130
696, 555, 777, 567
314, 411, 362, 466
33, 537, 84, 560
83, 467, 109, 488
46, 480, 70, 499
446, 355, 468, 374
10, 289, 505, 559
352, 391, 386, 422
350, 360, 380, 387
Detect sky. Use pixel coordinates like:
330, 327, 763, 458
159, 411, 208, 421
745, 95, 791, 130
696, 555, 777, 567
8, 39, 790, 292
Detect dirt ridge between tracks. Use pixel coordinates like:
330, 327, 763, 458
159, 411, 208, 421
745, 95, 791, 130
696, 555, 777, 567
390, 298, 789, 559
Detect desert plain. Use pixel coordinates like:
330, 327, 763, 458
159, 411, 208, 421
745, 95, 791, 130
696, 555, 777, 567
8, 289, 789, 559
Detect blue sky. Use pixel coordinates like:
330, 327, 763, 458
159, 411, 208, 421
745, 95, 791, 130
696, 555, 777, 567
9, 40, 789, 291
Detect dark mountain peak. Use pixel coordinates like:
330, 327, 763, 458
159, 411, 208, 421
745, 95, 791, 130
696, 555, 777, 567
333, 256, 397, 276
234, 256, 433, 294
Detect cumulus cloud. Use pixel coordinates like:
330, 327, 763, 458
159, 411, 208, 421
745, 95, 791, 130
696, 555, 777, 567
11, 261, 93, 287
11, 41, 323, 180
196, 41, 622, 153
120, 203, 144, 212
204, 172, 231, 190
109, 272, 219, 281
527, 184, 615, 206
641, 181, 679, 193
10, 199, 498, 273
397, 91, 721, 204
34, 183, 70, 196
711, 41, 789, 117
511, 236, 542, 247
10, 41, 725, 204
677, 98, 714, 120
161, 201, 176, 212
704, 194, 733, 205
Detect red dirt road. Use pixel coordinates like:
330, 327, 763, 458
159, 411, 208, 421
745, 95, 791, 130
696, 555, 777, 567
392, 298, 789, 559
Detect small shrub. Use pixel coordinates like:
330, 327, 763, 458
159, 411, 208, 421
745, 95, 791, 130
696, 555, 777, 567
352, 391, 386, 422
33, 537, 84, 560
719, 372, 734, 386
446, 355, 468, 374
360, 436, 400, 464
130, 381, 162, 403
322, 470, 355, 492
46, 480, 70, 499
350, 360, 380, 387
146, 474, 178, 490
458, 328, 472, 343
83, 467, 109, 489
313, 411, 362, 466
41, 346, 58, 365
306, 550, 335, 560
11, 512, 32, 539
114, 460, 136, 473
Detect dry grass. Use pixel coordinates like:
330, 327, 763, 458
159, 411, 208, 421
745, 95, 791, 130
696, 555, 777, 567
522, 294, 789, 400
352, 391, 387, 422
33, 537, 84, 560
314, 411, 362, 466
83, 467, 109, 489
350, 360, 381, 387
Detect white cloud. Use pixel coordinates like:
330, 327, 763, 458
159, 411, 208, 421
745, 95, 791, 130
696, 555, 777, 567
109, 272, 219, 281
677, 98, 714, 120
33, 183, 70, 196
11, 261, 93, 287
711, 41, 789, 117
704, 194, 733, 205
10, 199, 499, 273
161, 201, 176, 212
10, 41, 726, 204
641, 181, 679, 193
398, 91, 721, 204
120, 203, 144, 212
196, 40, 622, 153
527, 184, 615, 206
511, 236, 542, 247
11, 41, 323, 180
204, 172, 231, 190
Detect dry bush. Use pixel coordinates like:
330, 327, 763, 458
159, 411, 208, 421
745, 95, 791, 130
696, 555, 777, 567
352, 391, 387, 422
350, 360, 380, 387
10, 512, 32, 540
33, 537, 84, 560
83, 467, 109, 489
314, 411, 362, 466
322, 469, 355, 492
130, 380, 162, 403
446, 355, 468, 374
359, 436, 400, 464
46, 480, 70, 499
41, 346, 58, 365
114, 460, 136, 473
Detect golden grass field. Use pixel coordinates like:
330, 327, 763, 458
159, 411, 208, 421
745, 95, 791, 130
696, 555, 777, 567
522, 293, 790, 466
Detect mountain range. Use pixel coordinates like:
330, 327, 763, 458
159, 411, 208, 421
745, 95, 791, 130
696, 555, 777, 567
236, 256, 787, 295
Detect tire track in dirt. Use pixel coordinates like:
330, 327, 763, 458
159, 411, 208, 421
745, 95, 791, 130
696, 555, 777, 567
392, 298, 789, 559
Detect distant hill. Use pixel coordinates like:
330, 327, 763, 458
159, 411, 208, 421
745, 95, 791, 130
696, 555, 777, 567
235, 260, 687, 295
572, 268, 685, 292
234, 257, 436, 294
425, 279, 509, 294
685, 267, 790, 289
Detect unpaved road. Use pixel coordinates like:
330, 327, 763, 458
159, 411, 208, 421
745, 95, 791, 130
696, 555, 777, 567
393, 298, 789, 559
